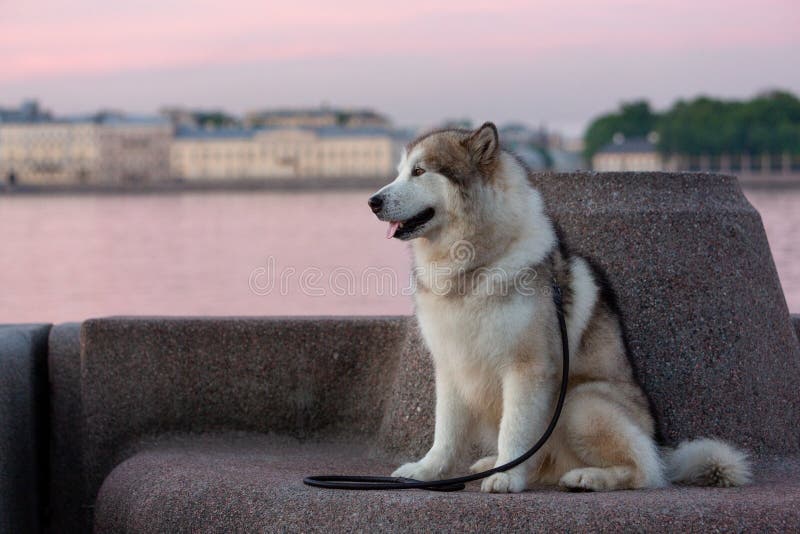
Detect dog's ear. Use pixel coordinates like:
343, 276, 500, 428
464, 122, 499, 173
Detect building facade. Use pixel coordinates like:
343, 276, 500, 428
592, 135, 800, 176
0, 117, 171, 185
170, 127, 400, 180
592, 137, 663, 172
0, 99, 404, 185
0, 99, 52, 124
244, 107, 389, 129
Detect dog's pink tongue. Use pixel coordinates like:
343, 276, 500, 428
386, 221, 401, 239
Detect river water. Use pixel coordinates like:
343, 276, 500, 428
0, 188, 797, 323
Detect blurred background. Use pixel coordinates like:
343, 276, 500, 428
1, 0, 798, 322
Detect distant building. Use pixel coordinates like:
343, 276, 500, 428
0, 99, 52, 123
159, 107, 201, 128
244, 107, 390, 129
159, 107, 240, 129
497, 123, 584, 171
0, 99, 414, 185
549, 148, 585, 171
562, 136, 585, 154
592, 134, 663, 171
170, 126, 402, 180
499, 123, 552, 147
437, 119, 473, 130
512, 146, 548, 171
0, 115, 171, 185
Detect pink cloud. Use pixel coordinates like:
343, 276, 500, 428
0, 0, 798, 83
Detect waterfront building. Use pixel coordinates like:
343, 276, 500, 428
244, 107, 390, 129
159, 107, 240, 129
0, 115, 171, 185
497, 123, 585, 171
592, 133, 800, 180
0, 99, 53, 124
170, 126, 401, 180
592, 135, 663, 172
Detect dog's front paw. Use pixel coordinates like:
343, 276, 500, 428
391, 460, 445, 481
480, 472, 527, 493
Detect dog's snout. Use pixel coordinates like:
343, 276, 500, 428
368, 195, 384, 213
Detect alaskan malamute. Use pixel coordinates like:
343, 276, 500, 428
368, 122, 751, 493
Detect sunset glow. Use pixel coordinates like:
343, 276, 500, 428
1, 0, 798, 131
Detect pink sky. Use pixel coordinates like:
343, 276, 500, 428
1, 0, 799, 134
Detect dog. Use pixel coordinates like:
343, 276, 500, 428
368, 122, 752, 493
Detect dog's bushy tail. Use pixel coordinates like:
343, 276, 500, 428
664, 438, 752, 487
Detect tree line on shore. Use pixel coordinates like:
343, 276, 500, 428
583, 90, 800, 161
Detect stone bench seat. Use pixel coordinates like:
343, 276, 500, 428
95, 434, 800, 532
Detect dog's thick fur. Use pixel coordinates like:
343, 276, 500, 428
369, 122, 752, 493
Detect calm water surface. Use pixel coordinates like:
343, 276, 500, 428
1, 188, 798, 323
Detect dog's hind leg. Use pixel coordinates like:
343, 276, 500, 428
558, 389, 665, 491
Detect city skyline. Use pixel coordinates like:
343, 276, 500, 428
2, 1, 799, 136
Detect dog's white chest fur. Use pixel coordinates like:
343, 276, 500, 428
416, 291, 537, 407
418, 292, 534, 364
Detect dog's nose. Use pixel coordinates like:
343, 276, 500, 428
368, 195, 384, 213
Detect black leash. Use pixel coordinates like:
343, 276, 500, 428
303, 280, 569, 492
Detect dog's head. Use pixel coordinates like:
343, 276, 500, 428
368, 122, 502, 241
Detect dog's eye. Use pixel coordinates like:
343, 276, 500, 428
412, 166, 425, 177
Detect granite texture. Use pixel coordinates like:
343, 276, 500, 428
47, 323, 85, 534
93, 434, 800, 533
792, 314, 800, 346
80, 316, 408, 509
0, 323, 51, 534
375, 321, 436, 460
534, 172, 800, 453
